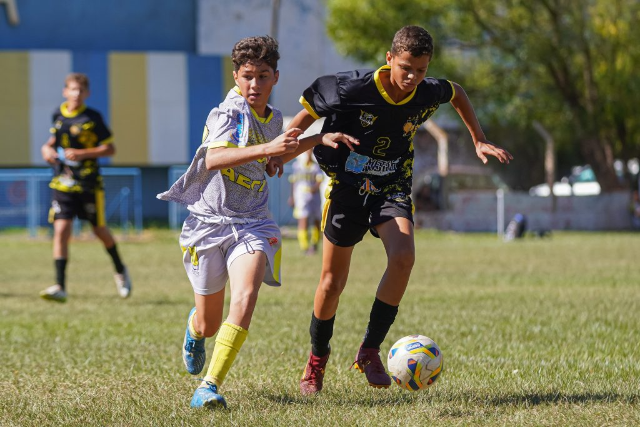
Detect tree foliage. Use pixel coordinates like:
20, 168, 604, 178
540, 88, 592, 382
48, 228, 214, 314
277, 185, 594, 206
326, 0, 640, 190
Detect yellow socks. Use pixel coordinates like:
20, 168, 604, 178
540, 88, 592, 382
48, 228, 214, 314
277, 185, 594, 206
188, 309, 204, 340
297, 229, 309, 251
203, 322, 248, 387
310, 227, 320, 247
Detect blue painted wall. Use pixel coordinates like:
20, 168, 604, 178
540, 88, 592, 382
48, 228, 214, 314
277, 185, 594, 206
0, 0, 196, 51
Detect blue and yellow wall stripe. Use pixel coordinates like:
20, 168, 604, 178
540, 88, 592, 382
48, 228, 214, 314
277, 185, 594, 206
0, 50, 227, 167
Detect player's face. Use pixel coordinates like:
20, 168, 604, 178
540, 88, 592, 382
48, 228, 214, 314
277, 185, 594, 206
233, 62, 279, 116
386, 51, 430, 94
62, 81, 89, 111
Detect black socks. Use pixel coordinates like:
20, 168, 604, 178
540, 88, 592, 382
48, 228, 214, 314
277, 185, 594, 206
106, 244, 125, 274
362, 298, 399, 350
55, 258, 67, 290
309, 312, 335, 357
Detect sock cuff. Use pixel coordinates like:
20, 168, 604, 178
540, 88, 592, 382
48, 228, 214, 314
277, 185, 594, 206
188, 310, 204, 340
215, 322, 248, 349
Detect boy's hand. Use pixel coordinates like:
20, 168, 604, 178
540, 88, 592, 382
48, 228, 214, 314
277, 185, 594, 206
266, 156, 285, 177
42, 146, 58, 164
475, 140, 513, 164
320, 132, 359, 151
63, 148, 84, 161
266, 128, 301, 156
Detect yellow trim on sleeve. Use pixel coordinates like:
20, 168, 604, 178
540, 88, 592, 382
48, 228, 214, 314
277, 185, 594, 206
374, 65, 416, 106
99, 136, 114, 145
299, 96, 320, 120
447, 80, 456, 102
208, 141, 237, 149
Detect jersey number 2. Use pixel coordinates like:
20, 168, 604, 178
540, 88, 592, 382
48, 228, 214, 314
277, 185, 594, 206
373, 137, 391, 156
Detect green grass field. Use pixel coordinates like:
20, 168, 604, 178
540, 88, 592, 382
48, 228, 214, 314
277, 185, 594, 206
1, 229, 639, 426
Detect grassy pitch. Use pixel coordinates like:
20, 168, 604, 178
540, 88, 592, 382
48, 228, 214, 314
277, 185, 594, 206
1, 229, 639, 426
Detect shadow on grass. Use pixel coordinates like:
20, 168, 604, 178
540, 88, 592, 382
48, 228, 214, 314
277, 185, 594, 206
261, 390, 417, 407
0, 292, 37, 298
486, 392, 639, 406
261, 390, 639, 408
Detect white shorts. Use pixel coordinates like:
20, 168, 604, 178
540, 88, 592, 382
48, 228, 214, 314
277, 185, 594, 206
293, 192, 322, 222
179, 214, 282, 295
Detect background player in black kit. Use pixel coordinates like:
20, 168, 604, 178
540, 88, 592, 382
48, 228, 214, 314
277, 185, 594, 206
40, 73, 131, 302
283, 25, 513, 394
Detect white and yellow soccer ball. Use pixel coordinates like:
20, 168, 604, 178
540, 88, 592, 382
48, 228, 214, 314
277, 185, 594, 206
387, 335, 442, 391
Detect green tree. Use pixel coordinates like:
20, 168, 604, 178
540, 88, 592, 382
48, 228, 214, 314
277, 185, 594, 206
326, 0, 640, 191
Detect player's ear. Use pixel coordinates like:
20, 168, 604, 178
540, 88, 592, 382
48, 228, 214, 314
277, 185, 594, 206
386, 51, 393, 65
232, 70, 239, 85
273, 70, 279, 85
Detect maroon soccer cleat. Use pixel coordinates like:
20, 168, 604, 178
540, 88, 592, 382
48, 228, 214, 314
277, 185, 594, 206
300, 350, 330, 395
351, 344, 391, 388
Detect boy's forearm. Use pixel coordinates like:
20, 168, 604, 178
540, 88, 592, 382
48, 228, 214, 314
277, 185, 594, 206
280, 134, 322, 164
450, 83, 486, 145
205, 144, 267, 171
83, 144, 115, 159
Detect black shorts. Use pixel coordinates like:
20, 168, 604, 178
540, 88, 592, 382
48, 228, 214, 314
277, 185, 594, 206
49, 189, 106, 227
321, 183, 414, 247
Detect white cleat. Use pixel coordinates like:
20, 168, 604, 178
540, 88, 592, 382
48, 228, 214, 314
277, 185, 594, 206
40, 284, 67, 303
114, 267, 132, 298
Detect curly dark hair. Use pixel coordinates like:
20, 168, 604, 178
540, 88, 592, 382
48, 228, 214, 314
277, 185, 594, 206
231, 35, 280, 71
390, 26, 433, 58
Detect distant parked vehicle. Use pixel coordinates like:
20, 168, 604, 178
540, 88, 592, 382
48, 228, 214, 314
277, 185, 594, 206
529, 165, 601, 197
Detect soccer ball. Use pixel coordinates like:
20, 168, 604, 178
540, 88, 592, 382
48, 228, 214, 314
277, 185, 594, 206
387, 335, 443, 391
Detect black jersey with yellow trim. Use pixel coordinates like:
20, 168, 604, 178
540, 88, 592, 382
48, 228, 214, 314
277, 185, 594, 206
49, 102, 113, 193
302, 65, 454, 195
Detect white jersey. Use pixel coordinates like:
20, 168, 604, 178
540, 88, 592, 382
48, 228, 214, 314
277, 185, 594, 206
289, 155, 323, 218
157, 87, 283, 223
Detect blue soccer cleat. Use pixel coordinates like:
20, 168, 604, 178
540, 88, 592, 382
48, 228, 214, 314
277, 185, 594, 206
190, 382, 227, 409
183, 307, 206, 375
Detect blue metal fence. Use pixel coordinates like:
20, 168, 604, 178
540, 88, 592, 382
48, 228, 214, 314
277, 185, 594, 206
0, 168, 143, 236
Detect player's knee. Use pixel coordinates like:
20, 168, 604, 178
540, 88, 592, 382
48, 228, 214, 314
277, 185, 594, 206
231, 287, 260, 313
318, 274, 347, 297
388, 248, 415, 272
197, 317, 221, 338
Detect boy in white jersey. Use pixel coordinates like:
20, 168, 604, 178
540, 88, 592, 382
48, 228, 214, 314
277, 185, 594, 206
157, 35, 358, 409
289, 150, 324, 254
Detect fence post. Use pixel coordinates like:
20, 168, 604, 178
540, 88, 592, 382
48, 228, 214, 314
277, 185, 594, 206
496, 188, 505, 240
28, 175, 39, 237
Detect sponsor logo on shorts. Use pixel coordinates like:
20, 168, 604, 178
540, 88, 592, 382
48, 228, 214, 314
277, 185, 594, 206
268, 237, 279, 246
345, 151, 399, 176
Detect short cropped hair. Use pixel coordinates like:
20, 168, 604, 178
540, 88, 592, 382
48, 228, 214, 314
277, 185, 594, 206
390, 26, 434, 58
232, 35, 280, 71
65, 73, 90, 90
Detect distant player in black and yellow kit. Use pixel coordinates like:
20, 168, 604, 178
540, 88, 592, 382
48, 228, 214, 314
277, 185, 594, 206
282, 26, 512, 394
40, 73, 131, 302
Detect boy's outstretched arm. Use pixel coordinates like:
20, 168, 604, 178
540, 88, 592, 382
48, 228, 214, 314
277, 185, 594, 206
206, 128, 301, 171
64, 143, 115, 162
279, 109, 359, 164
450, 82, 513, 164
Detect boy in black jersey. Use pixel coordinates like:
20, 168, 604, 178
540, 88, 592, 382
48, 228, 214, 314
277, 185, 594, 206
282, 25, 512, 394
40, 73, 131, 302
